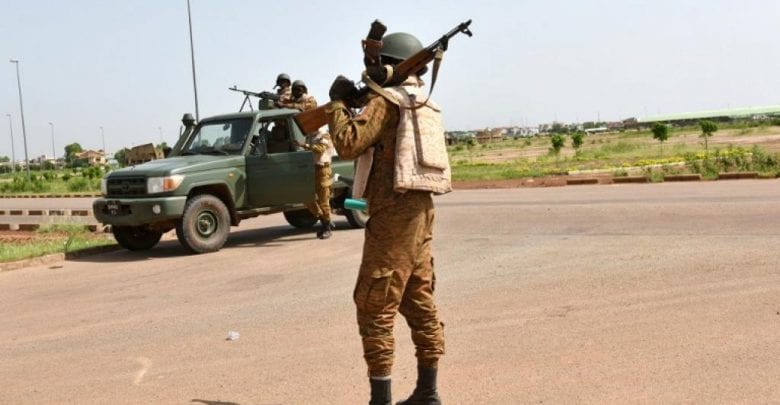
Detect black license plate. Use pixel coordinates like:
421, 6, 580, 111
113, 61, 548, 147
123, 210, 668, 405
106, 200, 121, 215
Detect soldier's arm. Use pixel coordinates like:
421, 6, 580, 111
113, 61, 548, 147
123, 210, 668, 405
281, 96, 318, 112
327, 95, 394, 160
305, 135, 331, 154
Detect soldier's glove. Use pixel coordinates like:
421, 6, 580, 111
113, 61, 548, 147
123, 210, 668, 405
329, 75, 358, 104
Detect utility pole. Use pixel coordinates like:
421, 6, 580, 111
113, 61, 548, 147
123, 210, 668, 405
5, 114, 15, 173
187, 0, 200, 120
9, 59, 31, 181
49, 122, 56, 161
100, 126, 106, 155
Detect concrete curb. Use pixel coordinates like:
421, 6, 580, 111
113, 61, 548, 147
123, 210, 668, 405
612, 176, 650, 184
566, 178, 599, 185
718, 172, 759, 180
663, 174, 702, 182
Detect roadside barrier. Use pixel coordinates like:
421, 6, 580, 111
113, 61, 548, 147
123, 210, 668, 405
0, 208, 100, 232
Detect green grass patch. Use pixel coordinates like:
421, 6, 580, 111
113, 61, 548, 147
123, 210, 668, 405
0, 169, 103, 195
0, 225, 115, 263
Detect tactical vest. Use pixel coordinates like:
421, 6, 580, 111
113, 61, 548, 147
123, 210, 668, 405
383, 81, 452, 195
352, 77, 452, 198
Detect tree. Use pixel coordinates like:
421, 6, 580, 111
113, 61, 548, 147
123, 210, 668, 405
571, 132, 584, 154
699, 120, 718, 155
651, 122, 669, 155
0, 156, 8, 162
550, 134, 565, 157
114, 148, 130, 166
64, 143, 83, 164
551, 122, 569, 134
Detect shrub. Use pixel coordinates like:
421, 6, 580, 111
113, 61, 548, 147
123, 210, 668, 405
67, 178, 90, 192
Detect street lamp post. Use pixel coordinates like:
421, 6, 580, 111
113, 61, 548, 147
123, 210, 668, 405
100, 126, 106, 155
187, 0, 200, 120
5, 114, 15, 173
9, 59, 31, 181
49, 122, 55, 162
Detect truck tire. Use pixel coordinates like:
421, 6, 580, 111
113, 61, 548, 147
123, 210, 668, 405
283, 209, 318, 228
112, 225, 163, 251
176, 194, 231, 254
344, 189, 369, 229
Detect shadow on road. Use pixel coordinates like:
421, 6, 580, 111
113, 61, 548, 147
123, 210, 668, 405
67, 220, 357, 264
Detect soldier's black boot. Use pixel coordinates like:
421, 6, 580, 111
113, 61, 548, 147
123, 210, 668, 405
396, 367, 441, 405
317, 220, 334, 239
369, 377, 392, 405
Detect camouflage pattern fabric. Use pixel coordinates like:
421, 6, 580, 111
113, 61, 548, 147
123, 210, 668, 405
280, 93, 317, 112
301, 131, 333, 222
304, 163, 332, 222
327, 83, 445, 377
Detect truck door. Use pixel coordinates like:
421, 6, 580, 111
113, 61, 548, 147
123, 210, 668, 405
246, 118, 315, 207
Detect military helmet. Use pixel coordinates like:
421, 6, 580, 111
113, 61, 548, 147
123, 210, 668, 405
275, 73, 291, 88
292, 80, 307, 92
380, 32, 424, 62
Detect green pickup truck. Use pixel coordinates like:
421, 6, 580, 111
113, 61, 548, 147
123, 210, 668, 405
93, 109, 367, 253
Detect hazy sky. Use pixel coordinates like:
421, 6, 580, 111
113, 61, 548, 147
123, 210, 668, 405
2, 0, 779, 160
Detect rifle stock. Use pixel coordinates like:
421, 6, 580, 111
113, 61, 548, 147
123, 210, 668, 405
294, 103, 331, 134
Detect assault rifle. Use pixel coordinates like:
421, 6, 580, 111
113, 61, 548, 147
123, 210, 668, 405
229, 85, 280, 111
294, 19, 473, 134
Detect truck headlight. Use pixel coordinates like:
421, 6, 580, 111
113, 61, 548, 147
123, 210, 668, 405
100, 178, 108, 196
146, 175, 184, 194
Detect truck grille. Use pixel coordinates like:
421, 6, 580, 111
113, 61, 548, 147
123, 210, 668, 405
107, 177, 147, 197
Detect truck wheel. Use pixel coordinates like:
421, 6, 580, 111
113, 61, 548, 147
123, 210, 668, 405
283, 209, 318, 228
112, 225, 162, 251
344, 189, 369, 229
176, 194, 231, 254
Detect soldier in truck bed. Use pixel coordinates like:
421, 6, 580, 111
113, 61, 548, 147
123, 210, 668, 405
273, 72, 292, 105
277, 80, 317, 112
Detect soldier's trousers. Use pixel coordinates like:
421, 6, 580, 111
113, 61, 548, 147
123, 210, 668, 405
305, 163, 332, 222
354, 190, 445, 377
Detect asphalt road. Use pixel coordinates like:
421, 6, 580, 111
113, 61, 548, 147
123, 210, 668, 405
1, 181, 779, 404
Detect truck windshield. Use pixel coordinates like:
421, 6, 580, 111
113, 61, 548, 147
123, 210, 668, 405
181, 118, 252, 156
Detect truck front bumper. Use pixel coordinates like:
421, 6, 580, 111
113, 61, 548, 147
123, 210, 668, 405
93, 196, 187, 226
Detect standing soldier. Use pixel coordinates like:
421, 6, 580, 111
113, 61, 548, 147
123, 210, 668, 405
274, 73, 292, 105
297, 129, 335, 239
326, 32, 450, 405
281, 80, 335, 239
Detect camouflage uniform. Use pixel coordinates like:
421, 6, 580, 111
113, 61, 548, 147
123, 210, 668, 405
285, 92, 334, 233
301, 131, 333, 223
280, 93, 317, 112
326, 81, 445, 378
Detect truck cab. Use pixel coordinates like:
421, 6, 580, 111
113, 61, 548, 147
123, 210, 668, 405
93, 109, 367, 253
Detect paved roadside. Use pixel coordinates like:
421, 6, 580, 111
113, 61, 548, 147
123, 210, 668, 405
0, 181, 778, 404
